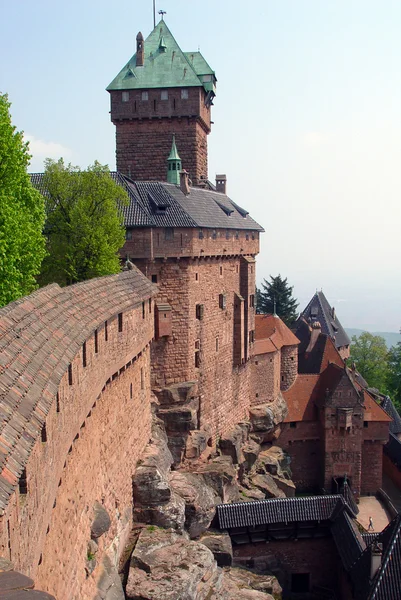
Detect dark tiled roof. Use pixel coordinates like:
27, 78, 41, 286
300, 291, 350, 349
381, 396, 401, 435
331, 509, 366, 571
363, 532, 380, 546
217, 495, 344, 529
30, 172, 263, 232
368, 515, 401, 600
0, 270, 156, 515
163, 183, 264, 231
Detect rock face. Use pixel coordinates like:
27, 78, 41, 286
249, 394, 288, 443
91, 502, 111, 539
170, 471, 216, 538
125, 527, 281, 600
95, 555, 125, 600
194, 456, 240, 503
200, 531, 233, 566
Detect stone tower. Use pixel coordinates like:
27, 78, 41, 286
107, 20, 216, 185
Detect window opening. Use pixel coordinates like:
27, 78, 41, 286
141, 368, 144, 390
94, 329, 98, 354
41, 424, 47, 443
130, 383, 133, 399
142, 302, 145, 319
68, 364, 73, 385
151, 274, 158, 283
19, 469, 27, 495
56, 392, 60, 413
82, 341, 87, 367
118, 313, 123, 332
142, 91, 148, 101
105, 320, 108, 341
122, 91, 129, 102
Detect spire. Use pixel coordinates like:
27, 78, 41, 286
167, 135, 182, 184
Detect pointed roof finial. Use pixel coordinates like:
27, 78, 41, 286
159, 9, 166, 20
168, 134, 181, 161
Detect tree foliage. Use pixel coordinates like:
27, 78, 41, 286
387, 341, 401, 411
350, 332, 389, 392
40, 159, 128, 286
0, 93, 46, 306
256, 275, 299, 326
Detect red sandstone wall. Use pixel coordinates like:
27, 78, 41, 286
280, 345, 298, 391
123, 228, 260, 261
0, 303, 154, 600
114, 118, 208, 184
323, 376, 363, 495
279, 422, 322, 491
233, 537, 340, 596
252, 351, 280, 405
135, 252, 256, 438
361, 440, 384, 494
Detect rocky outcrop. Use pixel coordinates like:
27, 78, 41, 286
249, 394, 288, 443
91, 502, 111, 539
199, 531, 233, 566
125, 527, 281, 600
193, 456, 240, 503
170, 471, 216, 538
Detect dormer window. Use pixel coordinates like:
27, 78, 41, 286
181, 89, 189, 99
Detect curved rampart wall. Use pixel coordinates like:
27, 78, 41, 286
0, 271, 156, 600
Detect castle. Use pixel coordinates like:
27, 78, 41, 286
0, 18, 400, 600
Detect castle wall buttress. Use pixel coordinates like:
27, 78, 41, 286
252, 351, 281, 406
280, 345, 298, 391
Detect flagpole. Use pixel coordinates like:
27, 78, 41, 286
153, 0, 156, 28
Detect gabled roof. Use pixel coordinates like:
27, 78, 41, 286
217, 495, 347, 529
300, 291, 350, 349
254, 314, 299, 349
0, 270, 156, 515
331, 509, 366, 571
107, 20, 215, 92
30, 173, 264, 233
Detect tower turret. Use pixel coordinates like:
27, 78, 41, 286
107, 20, 216, 184
167, 135, 182, 184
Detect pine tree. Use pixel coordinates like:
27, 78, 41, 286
39, 159, 128, 286
256, 275, 299, 326
0, 93, 46, 306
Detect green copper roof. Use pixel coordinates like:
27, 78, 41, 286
168, 135, 181, 161
107, 20, 215, 92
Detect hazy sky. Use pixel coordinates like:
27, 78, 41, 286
1, 0, 400, 332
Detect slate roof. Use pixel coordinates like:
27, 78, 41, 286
381, 396, 401, 435
331, 509, 366, 570
0, 269, 156, 515
30, 172, 264, 233
300, 291, 350, 349
107, 20, 216, 93
363, 515, 401, 600
217, 495, 346, 529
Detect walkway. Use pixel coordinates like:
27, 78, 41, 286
357, 496, 390, 532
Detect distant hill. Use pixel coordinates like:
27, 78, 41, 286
346, 328, 401, 349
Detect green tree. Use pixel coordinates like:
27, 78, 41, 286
387, 342, 401, 411
40, 159, 128, 286
350, 332, 389, 393
0, 93, 46, 306
256, 275, 299, 326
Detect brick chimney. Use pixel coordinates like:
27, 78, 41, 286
306, 321, 321, 353
216, 174, 227, 194
180, 170, 190, 196
136, 32, 144, 67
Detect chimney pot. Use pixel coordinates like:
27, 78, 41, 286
136, 32, 144, 67
216, 174, 227, 194
180, 170, 190, 196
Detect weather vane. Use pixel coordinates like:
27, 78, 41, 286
159, 9, 167, 20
